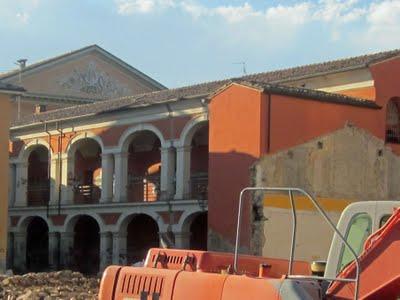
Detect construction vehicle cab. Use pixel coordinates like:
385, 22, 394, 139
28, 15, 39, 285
324, 200, 398, 279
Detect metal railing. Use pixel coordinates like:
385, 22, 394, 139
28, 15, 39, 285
73, 184, 100, 204
190, 173, 208, 200
233, 187, 360, 300
27, 181, 50, 206
128, 175, 160, 202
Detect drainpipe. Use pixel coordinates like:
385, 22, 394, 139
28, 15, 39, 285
43, 121, 52, 218
56, 122, 63, 216
165, 103, 174, 240
267, 92, 271, 153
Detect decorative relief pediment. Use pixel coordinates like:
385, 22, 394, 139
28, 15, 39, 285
58, 62, 132, 98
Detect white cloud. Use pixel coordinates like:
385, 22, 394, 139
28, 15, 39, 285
16, 12, 30, 24
313, 0, 366, 23
265, 3, 311, 25
113, 0, 400, 47
115, 0, 177, 15
180, 1, 208, 18
362, 0, 400, 46
214, 3, 260, 23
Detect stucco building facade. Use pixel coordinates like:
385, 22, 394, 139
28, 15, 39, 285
5, 46, 400, 274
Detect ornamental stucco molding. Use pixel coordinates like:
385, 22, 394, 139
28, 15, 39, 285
58, 61, 132, 98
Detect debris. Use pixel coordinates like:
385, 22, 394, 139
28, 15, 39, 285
0, 271, 99, 300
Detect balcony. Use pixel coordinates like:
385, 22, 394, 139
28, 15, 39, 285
27, 181, 50, 206
73, 184, 101, 204
190, 173, 208, 200
128, 175, 160, 202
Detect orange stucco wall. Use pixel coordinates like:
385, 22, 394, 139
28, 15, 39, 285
208, 84, 267, 248
336, 86, 376, 100
10, 115, 193, 158
268, 94, 384, 153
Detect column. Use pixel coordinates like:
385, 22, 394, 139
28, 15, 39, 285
99, 232, 113, 272
13, 232, 26, 272
48, 158, 59, 206
174, 146, 191, 200
59, 232, 74, 269
113, 152, 128, 203
6, 233, 14, 270
14, 162, 28, 207
112, 232, 127, 265
48, 232, 59, 270
160, 147, 176, 200
60, 154, 74, 205
9, 163, 16, 207
174, 232, 191, 249
100, 154, 114, 203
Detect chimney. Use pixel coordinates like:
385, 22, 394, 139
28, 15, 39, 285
34, 104, 47, 114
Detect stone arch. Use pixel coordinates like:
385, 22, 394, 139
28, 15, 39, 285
18, 214, 51, 233
21, 216, 50, 272
17, 139, 53, 162
64, 214, 101, 274
119, 213, 160, 264
178, 114, 208, 147
63, 212, 104, 233
65, 132, 105, 155
118, 123, 167, 153
65, 134, 104, 204
180, 211, 208, 250
117, 211, 161, 234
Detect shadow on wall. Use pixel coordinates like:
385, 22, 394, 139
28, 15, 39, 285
208, 150, 258, 254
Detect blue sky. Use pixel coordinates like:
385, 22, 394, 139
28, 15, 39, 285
0, 0, 399, 88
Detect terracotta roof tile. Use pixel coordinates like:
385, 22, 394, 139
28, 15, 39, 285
11, 48, 399, 128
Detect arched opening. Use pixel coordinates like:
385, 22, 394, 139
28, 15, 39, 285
126, 214, 159, 264
26, 217, 49, 272
190, 124, 209, 200
70, 139, 102, 204
127, 131, 161, 202
73, 216, 100, 274
27, 145, 50, 206
386, 98, 400, 143
189, 212, 208, 250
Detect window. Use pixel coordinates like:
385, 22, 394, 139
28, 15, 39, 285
337, 213, 372, 273
386, 99, 400, 143
380, 214, 391, 228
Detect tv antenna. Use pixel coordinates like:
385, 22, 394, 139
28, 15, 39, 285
233, 62, 247, 75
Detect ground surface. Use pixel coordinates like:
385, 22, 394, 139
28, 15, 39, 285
0, 271, 99, 300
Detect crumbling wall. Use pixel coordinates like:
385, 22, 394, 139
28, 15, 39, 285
251, 124, 400, 261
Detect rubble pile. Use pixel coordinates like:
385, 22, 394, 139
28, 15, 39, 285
0, 271, 99, 300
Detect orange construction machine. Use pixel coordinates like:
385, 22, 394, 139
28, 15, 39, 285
99, 187, 400, 300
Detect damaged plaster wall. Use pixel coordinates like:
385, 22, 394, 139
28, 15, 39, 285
251, 124, 400, 261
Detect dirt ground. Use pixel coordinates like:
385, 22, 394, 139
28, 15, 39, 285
0, 271, 99, 300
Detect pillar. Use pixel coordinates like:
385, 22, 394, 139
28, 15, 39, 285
100, 154, 114, 203
6, 232, 14, 270
112, 232, 127, 265
59, 232, 74, 269
114, 152, 128, 202
14, 162, 28, 207
99, 232, 112, 272
175, 146, 191, 200
9, 163, 16, 207
60, 155, 74, 205
48, 232, 59, 270
49, 158, 59, 206
174, 232, 191, 249
160, 146, 176, 200
13, 232, 26, 272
